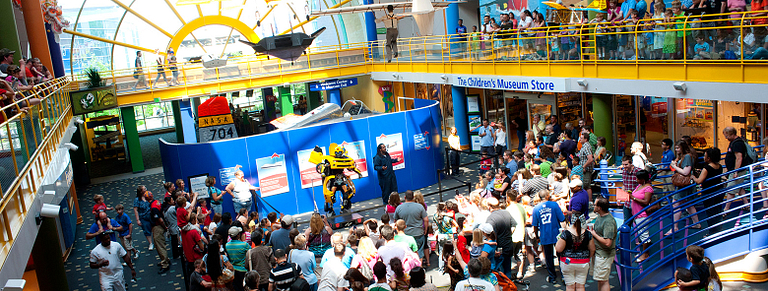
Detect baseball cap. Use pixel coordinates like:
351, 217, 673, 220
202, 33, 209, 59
228, 226, 243, 237
0, 48, 15, 57
478, 223, 494, 234
282, 215, 294, 226
569, 179, 583, 188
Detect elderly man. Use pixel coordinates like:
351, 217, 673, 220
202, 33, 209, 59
86, 212, 124, 244
531, 114, 546, 139
89, 231, 136, 291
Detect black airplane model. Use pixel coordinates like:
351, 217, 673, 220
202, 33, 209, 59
240, 27, 326, 63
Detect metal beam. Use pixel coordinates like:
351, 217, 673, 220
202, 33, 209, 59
63, 29, 162, 55
279, 0, 354, 35
252, 4, 278, 30
163, 0, 208, 53
110, 0, 174, 38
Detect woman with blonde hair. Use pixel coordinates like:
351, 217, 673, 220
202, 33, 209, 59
350, 236, 379, 278
304, 213, 333, 258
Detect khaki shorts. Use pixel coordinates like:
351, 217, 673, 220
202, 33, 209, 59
561, 261, 590, 285
727, 170, 747, 195
591, 253, 614, 281
120, 235, 134, 251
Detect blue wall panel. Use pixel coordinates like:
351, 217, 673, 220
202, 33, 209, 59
367, 112, 413, 192
243, 131, 296, 216
404, 109, 437, 189
286, 125, 332, 214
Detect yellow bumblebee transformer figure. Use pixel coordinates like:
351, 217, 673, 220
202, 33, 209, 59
308, 143, 362, 214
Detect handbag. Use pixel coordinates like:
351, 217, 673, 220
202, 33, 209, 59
671, 172, 692, 187
357, 258, 374, 282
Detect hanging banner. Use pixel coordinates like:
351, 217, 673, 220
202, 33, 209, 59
297, 147, 326, 189
219, 166, 240, 187
255, 153, 290, 197
413, 131, 430, 151
339, 140, 369, 179
376, 133, 405, 170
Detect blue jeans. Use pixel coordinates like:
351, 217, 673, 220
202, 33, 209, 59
233, 197, 252, 214
414, 235, 427, 258
542, 243, 557, 280
309, 283, 318, 291
497, 253, 514, 279
517, 130, 526, 151
211, 202, 223, 216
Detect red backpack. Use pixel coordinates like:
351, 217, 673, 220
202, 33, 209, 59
492, 271, 518, 291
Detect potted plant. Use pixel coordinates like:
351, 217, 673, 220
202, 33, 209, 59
84, 67, 105, 88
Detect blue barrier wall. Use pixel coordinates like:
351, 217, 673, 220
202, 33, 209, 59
159, 100, 444, 217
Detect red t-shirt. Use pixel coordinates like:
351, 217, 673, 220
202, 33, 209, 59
456, 235, 470, 264
182, 228, 204, 263
177, 206, 189, 228
753, 0, 768, 25
24, 66, 33, 78
92, 202, 107, 214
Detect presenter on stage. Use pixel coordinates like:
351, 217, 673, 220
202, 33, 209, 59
377, 5, 406, 63
224, 165, 260, 213
374, 143, 401, 205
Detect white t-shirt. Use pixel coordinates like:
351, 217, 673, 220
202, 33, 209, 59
377, 241, 410, 278
520, 16, 533, 29
369, 282, 393, 291
455, 277, 496, 291
632, 153, 647, 170
90, 242, 127, 278
495, 130, 506, 147
232, 179, 252, 201
318, 257, 349, 291
506, 204, 526, 243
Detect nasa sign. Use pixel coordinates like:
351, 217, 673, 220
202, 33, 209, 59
70, 86, 117, 115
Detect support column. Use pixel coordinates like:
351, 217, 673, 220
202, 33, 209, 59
306, 83, 321, 111
70, 123, 90, 186
592, 94, 614, 151
328, 88, 341, 106
21, 0, 54, 73
120, 106, 145, 173
363, 0, 378, 59
277, 86, 293, 115
0, 0, 23, 66
171, 100, 184, 142
177, 99, 197, 143
32, 217, 69, 291
452, 86, 470, 149
446, 3, 460, 53
45, 23, 65, 77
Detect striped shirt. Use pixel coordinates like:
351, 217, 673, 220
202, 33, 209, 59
270, 262, 300, 291
225, 240, 250, 272
522, 176, 549, 197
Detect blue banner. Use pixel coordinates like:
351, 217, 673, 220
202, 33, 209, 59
309, 78, 358, 91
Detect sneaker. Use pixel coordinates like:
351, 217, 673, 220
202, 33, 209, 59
133, 250, 140, 259
149, 243, 154, 251
516, 272, 523, 280
131, 278, 137, 283
546, 276, 557, 284
527, 265, 536, 274
122, 262, 127, 266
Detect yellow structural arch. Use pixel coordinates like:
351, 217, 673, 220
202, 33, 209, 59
167, 15, 261, 56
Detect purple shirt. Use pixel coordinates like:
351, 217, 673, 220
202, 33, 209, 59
569, 189, 590, 217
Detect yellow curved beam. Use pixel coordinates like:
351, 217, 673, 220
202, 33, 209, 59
167, 15, 261, 56
64, 29, 161, 55
163, 0, 208, 52
110, 0, 174, 38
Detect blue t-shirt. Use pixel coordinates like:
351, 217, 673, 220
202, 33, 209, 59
114, 213, 132, 237
481, 240, 498, 270
661, 149, 675, 171
506, 161, 518, 179
532, 201, 565, 245
88, 219, 120, 243
475, 126, 494, 147
457, 25, 467, 40
695, 42, 711, 53
570, 189, 590, 217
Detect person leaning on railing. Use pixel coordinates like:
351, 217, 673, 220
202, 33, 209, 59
692, 148, 724, 237
4, 65, 41, 112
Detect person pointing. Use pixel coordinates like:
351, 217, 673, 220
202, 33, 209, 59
374, 143, 401, 205
377, 5, 406, 63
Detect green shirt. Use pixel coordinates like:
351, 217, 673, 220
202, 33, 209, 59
540, 161, 553, 178
593, 213, 617, 258
226, 240, 251, 272
394, 234, 418, 252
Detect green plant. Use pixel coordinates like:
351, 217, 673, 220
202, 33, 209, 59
84, 67, 105, 88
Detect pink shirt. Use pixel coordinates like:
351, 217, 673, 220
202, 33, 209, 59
631, 185, 653, 218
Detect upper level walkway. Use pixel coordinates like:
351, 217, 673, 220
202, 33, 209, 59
72, 11, 768, 106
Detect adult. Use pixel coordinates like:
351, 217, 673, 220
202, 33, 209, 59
554, 214, 594, 291
494, 123, 507, 156
548, 115, 562, 137
520, 164, 549, 197
531, 114, 546, 140
150, 199, 170, 274
377, 5, 406, 62
393, 190, 429, 259
409, 266, 437, 291
153, 51, 169, 87
694, 148, 724, 236
207, 176, 225, 215
317, 243, 349, 291
248, 230, 276, 291
543, 125, 558, 149
589, 197, 616, 291
0, 48, 16, 74
486, 197, 516, 279
454, 259, 496, 291
374, 143, 401, 205
168, 54, 180, 86
511, 111, 528, 151
215, 212, 234, 244
269, 248, 302, 291
298, 95, 307, 115
132, 51, 146, 89
576, 132, 595, 196
456, 19, 468, 52
594, 137, 608, 162
659, 138, 676, 194
133, 185, 154, 250
723, 126, 753, 214
205, 239, 235, 290
558, 131, 578, 167
471, 119, 496, 156
289, 235, 318, 291
182, 215, 206, 290
377, 225, 409, 277
532, 190, 565, 284
629, 170, 653, 262
448, 127, 462, 176
304, 213, 333, 258
568, 179, 589, 217
86, 212, 122, 244
320, 233, 356, 268
227, 226, 251, 291
666, 140, 700, 235
503, 150, 518, 179
89, 231, 136, 291
268, 215, 295, 252
225, 168, 261, 214
163, 196, 181, 259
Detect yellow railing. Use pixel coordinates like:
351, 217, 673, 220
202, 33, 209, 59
0, 77, 72, 267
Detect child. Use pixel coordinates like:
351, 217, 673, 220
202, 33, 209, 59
190, 259, 213, 290
387, 194, 401, 216
693, 35, 711, 59
677, 245, 710, 291
208, 213, 221, 234
388, 257, 410, 291
248, 211, 259, 232
260, 218, 272, 244
267, 212, 280, 231
92, 194, 113, 220
652, 2, 666, 59
704, 257, 722, 291
571, 156, 584, 179
114, 204, 139, 259
470, 228, 484, 260
197, 199, 211, 226
479, 151, 492, 172
675, 267, 695, 291
370, 261, 392, 291
442, 242, 463, 291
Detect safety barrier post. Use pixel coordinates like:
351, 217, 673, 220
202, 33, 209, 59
599, 160, 609, 198
619, 224, 633, 291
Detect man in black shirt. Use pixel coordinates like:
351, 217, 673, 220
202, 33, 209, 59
269, 249, 302, 291
150, 200, 170, 274
722, 126, 753, 213
215, 212, 233, 246
511, 111, 528, 151
558, 132, 578, 167
486, 197, 517, 279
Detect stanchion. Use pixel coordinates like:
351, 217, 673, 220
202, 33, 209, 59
618, 224, 633, 291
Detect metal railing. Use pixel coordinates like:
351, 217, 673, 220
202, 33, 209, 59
0, 76, 72, 267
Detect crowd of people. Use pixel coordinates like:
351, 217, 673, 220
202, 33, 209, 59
453, 0, 768, 61
0, 47, 50, 115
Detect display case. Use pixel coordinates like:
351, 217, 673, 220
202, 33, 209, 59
676, 99, 714, 150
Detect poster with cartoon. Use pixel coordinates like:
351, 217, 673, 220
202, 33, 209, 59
339, 141, 369, 179
297, 147, 325, 189
376, 133, 405, 170
255, 153, 290, 197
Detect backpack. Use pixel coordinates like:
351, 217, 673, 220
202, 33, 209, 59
492, 271, 518, 291
638, 153, 658, 181
738, 137, 757, 164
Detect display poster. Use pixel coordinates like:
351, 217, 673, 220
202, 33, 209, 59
339, 141, 369, 179
297, 148, 325, 189
71, 87, 117, 115
471, 135, 482, 152
376, 133, 406, 170
255, 153, 290, 197
188, 174, 210, 198
413, 132, 429, 151
469, 115, 482, 129
467, 95, 480, 113
219, 166, 239, 187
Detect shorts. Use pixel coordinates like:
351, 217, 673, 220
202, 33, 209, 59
635, 216, 649, 243
120, 235, 134, 251
581, 170, 592, 188
596, 35, 608, 48
726, 170, 747, 195
140, 218, 152, 237
561, 42, 572, 52
511, 241, 524, 261
561, 261, 590, 285
525, 226, 536, 247
591, 253, 613, 281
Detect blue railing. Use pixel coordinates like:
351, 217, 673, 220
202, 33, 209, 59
595, 146, 767, 291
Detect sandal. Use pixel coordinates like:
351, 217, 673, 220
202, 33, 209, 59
691, 224, 702, 229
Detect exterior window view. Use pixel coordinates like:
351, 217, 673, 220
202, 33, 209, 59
1, 0, 768, 290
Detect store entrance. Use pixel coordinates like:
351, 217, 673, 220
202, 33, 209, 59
504, 92, 556, 151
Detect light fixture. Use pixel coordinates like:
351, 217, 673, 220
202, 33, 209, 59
440, 74, 447, 81
392, 73, 399, 79
4, 279, 25, 291
577, 79, 588, 87
40, 203, 61, 218
673, 82, 687, 92
61, 142, 79, 152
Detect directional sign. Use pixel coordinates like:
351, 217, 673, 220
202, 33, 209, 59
309, 78, 358, 91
